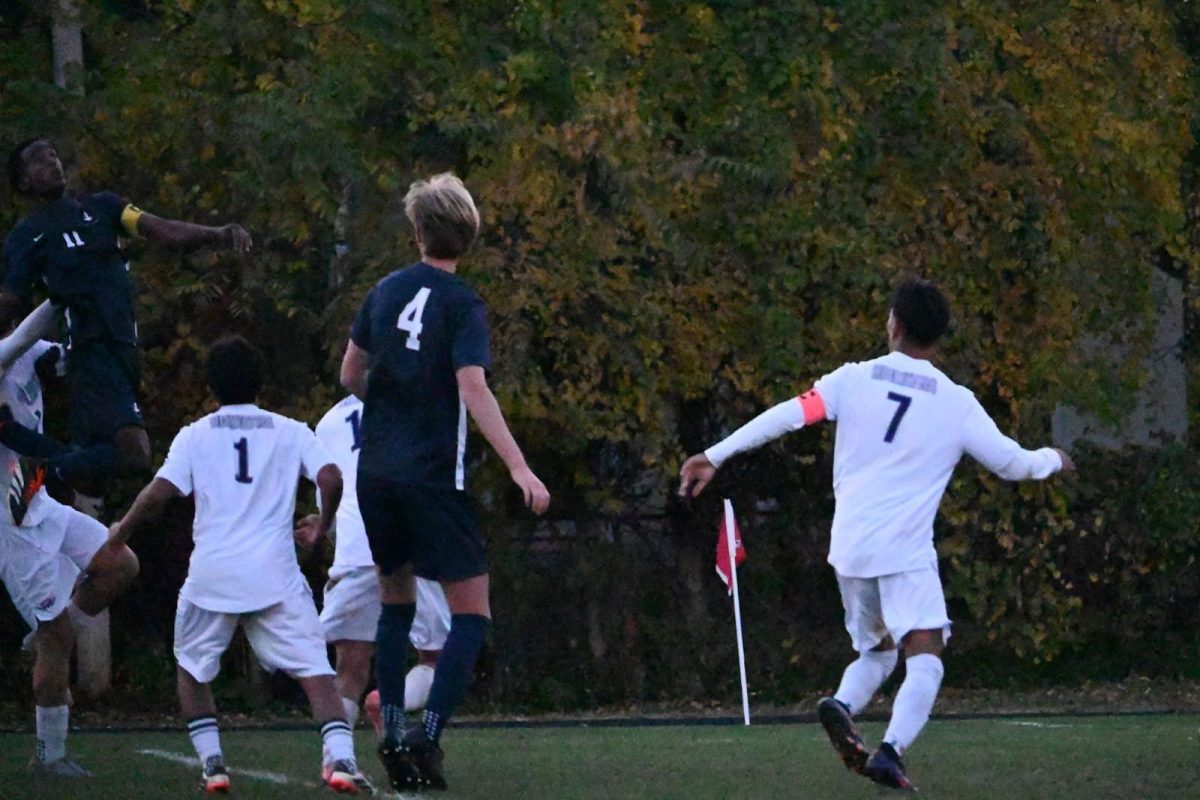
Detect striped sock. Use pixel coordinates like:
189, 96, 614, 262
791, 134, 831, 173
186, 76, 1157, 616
320, 718, 355, 764
186, 716, 222, 763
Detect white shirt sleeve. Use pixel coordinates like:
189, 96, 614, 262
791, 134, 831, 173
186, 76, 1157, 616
298, 423, 335, 482
812, 362, 856, 421
704, 397, 810, 469
961, 399, 1062, 480
155, 425, 195, 495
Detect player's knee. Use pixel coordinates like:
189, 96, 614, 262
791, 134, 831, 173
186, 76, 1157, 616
901, 628, 944, 657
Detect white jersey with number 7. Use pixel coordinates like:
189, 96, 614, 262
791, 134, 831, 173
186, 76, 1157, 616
706, 351, 1063, 579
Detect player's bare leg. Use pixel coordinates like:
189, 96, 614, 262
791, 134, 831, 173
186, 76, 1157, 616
865, 628, 945, 792
333, 640, 373, 730
71, 541, 138, 616
176, 667, 229, 793
298, 674, 370, 793
28, 611, 90, 778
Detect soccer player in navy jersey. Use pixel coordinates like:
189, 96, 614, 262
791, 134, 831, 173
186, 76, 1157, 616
0, 138, 251, 497
340, 173, 550, 792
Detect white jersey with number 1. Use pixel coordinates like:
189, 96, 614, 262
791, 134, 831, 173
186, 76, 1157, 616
156, 403, 335, 614
315, 396, 374, 578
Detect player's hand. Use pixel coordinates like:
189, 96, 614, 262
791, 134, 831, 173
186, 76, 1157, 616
293, 513, 326, 548
220, 223, 252, 254
1052, 448, 1076, 474
678, 453, 716, 499
511, 465, 550, 515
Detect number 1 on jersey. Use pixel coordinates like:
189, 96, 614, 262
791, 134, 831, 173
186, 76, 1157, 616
397, 287, 432, 351
884, 392, 912, 443
234, 437, 253, 484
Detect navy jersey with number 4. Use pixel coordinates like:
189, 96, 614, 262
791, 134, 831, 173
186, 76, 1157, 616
2, 192, 138, 347
350, 262, 491, 489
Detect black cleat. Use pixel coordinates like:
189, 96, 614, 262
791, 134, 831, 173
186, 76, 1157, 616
864, 742, 917, 792
817, 697, 869, 774
400, 725, 447, 791
376, 733, 420, 792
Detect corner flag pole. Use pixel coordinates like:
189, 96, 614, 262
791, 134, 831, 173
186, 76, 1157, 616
724, 498, 751, 726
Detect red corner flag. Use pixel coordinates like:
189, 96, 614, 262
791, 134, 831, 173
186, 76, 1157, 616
715, 508, 746, 596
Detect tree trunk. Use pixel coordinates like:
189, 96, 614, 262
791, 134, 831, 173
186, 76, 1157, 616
51, 0, 84, 96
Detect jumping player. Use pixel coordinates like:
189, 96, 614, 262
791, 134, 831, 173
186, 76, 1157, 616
107, 336, 371, 794
309, 394, 452, 736
679, 278, 1075, 792
0, 321, 138, 779
340, 173, 550, 791
0, 137, 252, 496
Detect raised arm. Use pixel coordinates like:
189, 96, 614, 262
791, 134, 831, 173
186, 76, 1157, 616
679, 391, 824, 498
135, 212, 252, 253
107, 477, 184, 546
456, 365, 550, 514
961, 402, 1074, 480
0, 299, 58, 370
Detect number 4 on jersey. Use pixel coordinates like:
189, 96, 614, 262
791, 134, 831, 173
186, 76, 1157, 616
397, 287, 432, 351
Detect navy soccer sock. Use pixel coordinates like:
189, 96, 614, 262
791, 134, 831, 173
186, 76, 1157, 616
422, 614, 490, 744
47, 443, 117, 487
0, 419, 70, 459
376, 602, 415, 740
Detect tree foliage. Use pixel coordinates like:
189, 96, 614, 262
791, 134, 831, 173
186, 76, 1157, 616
0, 0, 1196, 707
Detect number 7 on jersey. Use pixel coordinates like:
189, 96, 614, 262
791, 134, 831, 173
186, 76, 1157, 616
397, 287, 432, 351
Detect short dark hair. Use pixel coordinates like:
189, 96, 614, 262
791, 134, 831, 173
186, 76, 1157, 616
890, 278, 950, 347
206, 335, 264, 405
7, 137, 44, 194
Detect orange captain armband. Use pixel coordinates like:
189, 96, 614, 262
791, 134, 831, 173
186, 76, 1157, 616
797, 389, 826, 425
120, 204, 145, 237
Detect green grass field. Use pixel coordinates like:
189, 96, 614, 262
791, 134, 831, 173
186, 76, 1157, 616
1, 715, 1197, 799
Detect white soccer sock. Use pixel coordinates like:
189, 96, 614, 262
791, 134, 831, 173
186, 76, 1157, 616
405, 664, 436, 712
187, 716, 222, 763
35, 705, 69, 764
833, 649, 898, 715
883, 653, 944, 754
321, 719, 355, 765
340, 696, 360, 730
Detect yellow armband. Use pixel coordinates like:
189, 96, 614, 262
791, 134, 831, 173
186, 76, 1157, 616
120, 204, 145, 237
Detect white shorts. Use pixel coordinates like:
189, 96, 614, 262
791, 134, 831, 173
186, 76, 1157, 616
174, 583, 334, 684
0, 501, 106, 631
836, 563, 952, 653
320, 567, 451, 651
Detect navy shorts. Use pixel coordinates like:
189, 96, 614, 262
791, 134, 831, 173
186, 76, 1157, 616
66, 342, 144, 445
357, 472, 488, 582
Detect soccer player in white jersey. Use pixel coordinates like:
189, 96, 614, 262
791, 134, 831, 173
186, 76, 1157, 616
310, 395, 451, 734
107, 336, 372, 795
679, 279, 1075, 792
0, 328, 138, 780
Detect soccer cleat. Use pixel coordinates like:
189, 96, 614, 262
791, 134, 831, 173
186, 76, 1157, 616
817, 697, 869, 774
400, 724, 447, 791
200, 754, 231, 794
376, 733, 421, 792
864, 742, 917, 792
322, 758, 374, 794
364, 689, 383, 737
28, 755, 93, 778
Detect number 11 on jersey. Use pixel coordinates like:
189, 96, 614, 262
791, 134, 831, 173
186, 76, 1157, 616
397, 287, 432, 351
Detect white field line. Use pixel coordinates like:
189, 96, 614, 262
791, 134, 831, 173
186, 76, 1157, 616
1001, 721, 1076, 729
136, 748, 319, 788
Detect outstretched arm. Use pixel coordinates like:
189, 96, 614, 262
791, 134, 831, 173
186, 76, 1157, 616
135, 212, 252, 253
107, 477, 183, 546
340, 339, 370, 400
961, 402, 1075, 479
457, 365, 550, 514
0, 300, 58, 370
679, 391, 823, 498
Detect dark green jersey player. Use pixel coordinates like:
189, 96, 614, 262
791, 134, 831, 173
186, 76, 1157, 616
0, 138, 251, 496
